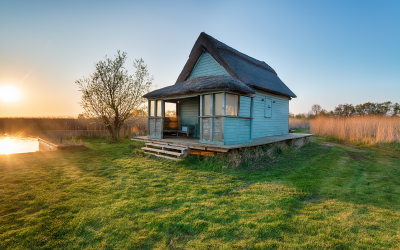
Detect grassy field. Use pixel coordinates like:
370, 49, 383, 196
1, 135, 400, 249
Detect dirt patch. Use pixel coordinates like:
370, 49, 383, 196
348, 153, 368, 161
318, 143, 335, 147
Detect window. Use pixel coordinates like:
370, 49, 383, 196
157, 100, 162, 117
165, 102, 177, 117
214, 93, 223, 116
150, 100, 155, 116
226, 93, 238, 116
203, 95, 211, 116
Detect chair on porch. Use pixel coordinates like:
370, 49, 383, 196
177, 124, 196, 138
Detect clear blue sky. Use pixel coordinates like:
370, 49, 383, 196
0, 0, 399, 116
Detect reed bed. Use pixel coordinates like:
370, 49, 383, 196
289, 118, 310, 129
311, 115, 400, 144
0, 116, 147, 137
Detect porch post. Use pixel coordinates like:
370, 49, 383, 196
161, 100, 164, 139
222, 92, 226, 116
147, 99, 150, 136
154, 100, 157, 136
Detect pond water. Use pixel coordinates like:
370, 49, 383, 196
0, 136, 39, 155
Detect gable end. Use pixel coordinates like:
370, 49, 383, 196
187, 51, 229, 80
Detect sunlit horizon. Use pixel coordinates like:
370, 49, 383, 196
0, 85, 20, 103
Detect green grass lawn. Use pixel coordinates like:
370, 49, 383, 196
1, 135, 400, 249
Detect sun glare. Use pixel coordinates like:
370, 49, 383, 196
0, 137, 15, 155
0, 85, 20, 102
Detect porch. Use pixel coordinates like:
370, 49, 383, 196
147, 91, 256, 145
133, 133, 313, 153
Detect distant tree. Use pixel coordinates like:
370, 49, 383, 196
393, 103, 400, 116
334, 103, 355, 116
354, 101, 395, 116
319, 109, 328, 116
355, 103, 367, 116
295, 113, 306, 119
306, 110, 315, 119
76, 51, 153, 140
359, 102, 377, 115
165, 110, 177, 117
311, 104, 322, 115
376, 101, 392, 115
77, 114, 85, 119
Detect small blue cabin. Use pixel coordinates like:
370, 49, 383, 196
143, 32, 296, 145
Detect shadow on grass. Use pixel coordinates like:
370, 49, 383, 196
178, 141, 400, 211
53, 137, 400, 214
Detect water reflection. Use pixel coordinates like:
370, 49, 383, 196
0, 136, 39, 155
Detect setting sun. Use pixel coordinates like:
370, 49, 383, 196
0, 85, 20, 102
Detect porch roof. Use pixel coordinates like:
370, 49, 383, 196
143, 75, 256, 99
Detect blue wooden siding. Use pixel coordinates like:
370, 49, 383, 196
252, 90, 289, 138
239, 96, 251, 117
224, 117, 251, 144
178, 97, 200, 137
187, 52, 229, 80
221, 96, 252, 145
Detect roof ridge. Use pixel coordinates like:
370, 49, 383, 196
173, 32, 296, 98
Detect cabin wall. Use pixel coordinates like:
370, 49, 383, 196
252, 90, 289, 138
178, 97, 200, 137
239, 96, 251, 117
187, 52, 229, 80
222, 96, 252, 145
224, 117, 251, 144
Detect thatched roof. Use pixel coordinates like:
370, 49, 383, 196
143, 75, 255, 99
144, 32, 296, 99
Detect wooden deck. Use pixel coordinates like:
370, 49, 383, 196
132, 134, 313, 153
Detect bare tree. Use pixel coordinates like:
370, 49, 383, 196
311, 104, 322, 115
76, 51, 153, 140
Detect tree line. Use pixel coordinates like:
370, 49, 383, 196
291, 101, 400, 119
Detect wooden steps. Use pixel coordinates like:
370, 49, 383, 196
141, 147, 183, 156
142, 142, 189, 161
131, 138, 149, 142
145, 152, 181, 161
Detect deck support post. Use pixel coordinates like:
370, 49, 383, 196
250, 97, 254, 140
199, 95, 203, 141
222, 92, 226, 143
210, 94, 214, 141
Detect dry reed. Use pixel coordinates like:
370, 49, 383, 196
310, 115, 400, 144
289, 118, 310, 129
0, 116, 147, 137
